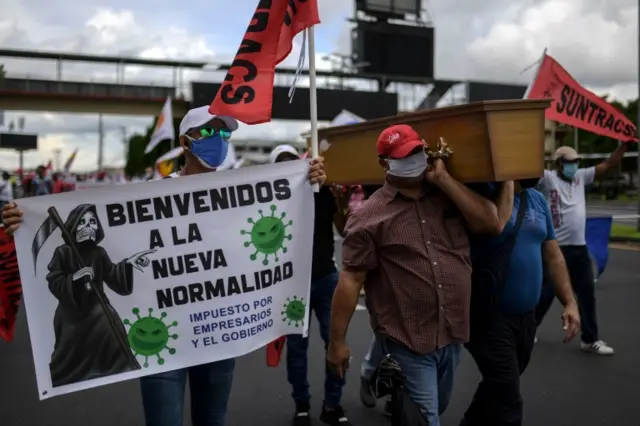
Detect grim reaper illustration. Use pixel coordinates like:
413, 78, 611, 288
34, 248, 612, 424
32, 204, 155, 387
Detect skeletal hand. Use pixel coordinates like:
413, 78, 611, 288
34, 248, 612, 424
126, 249, 157, 272
72, 266, 94, 283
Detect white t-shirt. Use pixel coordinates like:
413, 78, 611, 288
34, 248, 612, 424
539, 167, 596, 246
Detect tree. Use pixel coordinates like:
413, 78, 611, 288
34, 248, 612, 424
124, 116, 183, 177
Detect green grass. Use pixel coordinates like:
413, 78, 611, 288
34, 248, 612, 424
610, 223, 640, 240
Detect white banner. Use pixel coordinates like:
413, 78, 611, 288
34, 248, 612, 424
13, 161, 314, 399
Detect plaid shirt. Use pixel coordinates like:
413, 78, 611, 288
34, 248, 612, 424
342, 181, 472, 354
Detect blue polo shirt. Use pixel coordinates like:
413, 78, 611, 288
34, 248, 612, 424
470, 188, 556, 313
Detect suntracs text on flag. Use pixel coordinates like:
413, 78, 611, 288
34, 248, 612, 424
527, 54, 637, 142
209, 0, 320, 125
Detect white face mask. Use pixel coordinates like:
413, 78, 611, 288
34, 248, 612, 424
386, 151, 428, 178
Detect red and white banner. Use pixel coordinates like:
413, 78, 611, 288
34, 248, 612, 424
527, 54, 637, 142
0, 226, 22, 342
209, 0, 320, 125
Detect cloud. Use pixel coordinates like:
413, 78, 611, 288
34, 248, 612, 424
0, 0, 637, 172
463, 0, 637, 97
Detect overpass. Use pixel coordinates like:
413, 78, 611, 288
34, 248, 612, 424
0, 49, 202, 117
0, 48, 467, 120
0, 48, 531, 121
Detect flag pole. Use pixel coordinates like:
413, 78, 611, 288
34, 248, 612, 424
307, 26, 320, 192
523, 47, 547, 99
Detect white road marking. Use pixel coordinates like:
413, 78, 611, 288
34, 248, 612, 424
355, 304, 367, 311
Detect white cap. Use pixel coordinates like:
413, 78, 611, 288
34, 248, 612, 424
269, 144, 299, 163
552, 146, 581, 162
179, 106, 239, 136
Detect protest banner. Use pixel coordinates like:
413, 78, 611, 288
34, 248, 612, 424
209, 0, 320, 124
0, 225, 22, 342
527, 54, 637, 142
13, 160, 314, 399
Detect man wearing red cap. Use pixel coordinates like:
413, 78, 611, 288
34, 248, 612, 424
327, 124, 512, 425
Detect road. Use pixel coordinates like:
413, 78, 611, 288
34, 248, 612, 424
587, 201, 639, 225
1, 247, 638, 426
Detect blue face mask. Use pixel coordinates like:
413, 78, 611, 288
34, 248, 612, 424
562, 162, 578, 180
188, 134, 229, 169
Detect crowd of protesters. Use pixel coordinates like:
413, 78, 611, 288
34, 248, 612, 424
0, 102, 630, 426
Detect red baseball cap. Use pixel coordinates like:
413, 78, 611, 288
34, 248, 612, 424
376, 124, 425, 158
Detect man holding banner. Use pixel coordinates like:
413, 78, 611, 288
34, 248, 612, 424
1, 104, 327, 426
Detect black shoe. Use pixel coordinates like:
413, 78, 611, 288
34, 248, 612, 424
320, 404, 351, 426
359, 377, 377, 408
292, 401, 311, 426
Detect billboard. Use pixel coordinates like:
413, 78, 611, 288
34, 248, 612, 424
0, 133, 38, 150
352, 21, 434, 80
190, 83, 398, 121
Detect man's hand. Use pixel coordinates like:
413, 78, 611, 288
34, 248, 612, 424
327, 340, 351, 379
126, 249, 157, 272
329, 184, 352, 214
307, 156, 327, 186
561, 302, 580, 343
1, 202, 23, 237
425, 158, 450, 186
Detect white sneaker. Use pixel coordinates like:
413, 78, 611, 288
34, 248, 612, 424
534, 336, 538, 344
580, 340, 614, 355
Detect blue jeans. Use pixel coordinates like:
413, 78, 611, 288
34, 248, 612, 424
362, 335, 461, 426
140, 359, 236, 426
286, 269, 345, 408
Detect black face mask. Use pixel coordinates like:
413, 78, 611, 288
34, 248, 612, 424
519, 178, 540, 189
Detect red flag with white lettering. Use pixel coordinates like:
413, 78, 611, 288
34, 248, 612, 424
209, 0, 320, 125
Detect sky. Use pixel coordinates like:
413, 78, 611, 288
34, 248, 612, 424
0, 0, 637, 172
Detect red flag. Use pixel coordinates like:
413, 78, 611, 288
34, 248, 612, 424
209, 0, 320, 125
527, 54, 637, 142
0, 226, 22, 342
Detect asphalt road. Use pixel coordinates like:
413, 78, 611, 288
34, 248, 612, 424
1, 247, 639, 426
587, 201, 640, 225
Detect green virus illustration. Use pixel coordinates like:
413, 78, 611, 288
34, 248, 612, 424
282, 296, 306, 327
241, 204, 292, 265
123, 307, 178, 368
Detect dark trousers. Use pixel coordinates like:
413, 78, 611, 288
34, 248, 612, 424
535, 245, 598, 343
461, 311, 536, 426
286, 269, 345, 408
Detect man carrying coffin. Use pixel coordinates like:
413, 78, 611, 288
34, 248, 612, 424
326, 124, 510, 426
535, 144, 629, 355
460, 178, 580, 426
1, 105, 328, 426
271, 144, 353, 426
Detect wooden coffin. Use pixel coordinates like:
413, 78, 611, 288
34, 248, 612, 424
305, 99, 552, 184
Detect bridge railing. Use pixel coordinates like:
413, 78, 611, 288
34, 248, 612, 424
0, 73, 179, 101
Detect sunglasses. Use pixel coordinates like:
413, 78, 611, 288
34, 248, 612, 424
198, 127, 232, 140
